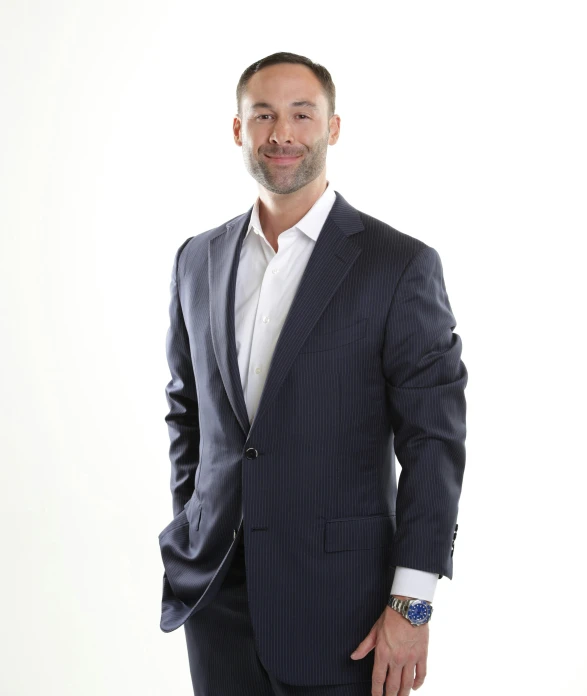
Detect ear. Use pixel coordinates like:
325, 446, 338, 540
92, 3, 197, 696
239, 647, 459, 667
233, 115, 243, 146
328, 114, 341, 145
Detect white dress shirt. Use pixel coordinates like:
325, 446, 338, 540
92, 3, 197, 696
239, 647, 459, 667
233, 180, 438, 603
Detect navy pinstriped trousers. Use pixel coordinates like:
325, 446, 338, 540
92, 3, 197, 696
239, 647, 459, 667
183, 527, 372, 696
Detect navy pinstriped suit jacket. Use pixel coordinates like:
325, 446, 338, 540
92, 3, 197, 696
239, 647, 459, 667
158, 190, 467, 687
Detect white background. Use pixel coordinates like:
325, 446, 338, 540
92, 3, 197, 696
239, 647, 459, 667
1, 1, 586, 694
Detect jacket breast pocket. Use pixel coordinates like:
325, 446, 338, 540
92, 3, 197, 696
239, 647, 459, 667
299, 318, 368, 353
324, 513, 396, 552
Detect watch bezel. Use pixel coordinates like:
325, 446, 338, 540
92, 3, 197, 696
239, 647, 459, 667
405, 599, 433, 625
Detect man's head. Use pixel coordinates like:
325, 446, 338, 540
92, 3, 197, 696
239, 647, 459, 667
234, 52, 340, 196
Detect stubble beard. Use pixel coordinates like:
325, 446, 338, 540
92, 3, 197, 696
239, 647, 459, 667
242, 130, 330, 195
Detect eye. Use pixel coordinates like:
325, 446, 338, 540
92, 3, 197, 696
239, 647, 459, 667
255, 114, 310, 121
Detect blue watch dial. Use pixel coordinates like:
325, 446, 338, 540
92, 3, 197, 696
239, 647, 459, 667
406, 601, 431, 625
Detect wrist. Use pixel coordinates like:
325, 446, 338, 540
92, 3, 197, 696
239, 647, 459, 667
391, 593, 432, 604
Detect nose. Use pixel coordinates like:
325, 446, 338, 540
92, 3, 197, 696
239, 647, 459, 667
269, 120, 294, 145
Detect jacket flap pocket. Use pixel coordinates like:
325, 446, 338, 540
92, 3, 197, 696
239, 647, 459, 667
158, 508, 189, 541
324, 513, 395, 553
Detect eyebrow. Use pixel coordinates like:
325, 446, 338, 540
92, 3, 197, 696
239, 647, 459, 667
250, 100, 319, 112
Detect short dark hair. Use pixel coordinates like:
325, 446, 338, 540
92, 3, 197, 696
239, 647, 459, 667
236, 52, 336, 120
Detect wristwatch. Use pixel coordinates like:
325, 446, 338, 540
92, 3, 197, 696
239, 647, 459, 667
387, 595, 433, 626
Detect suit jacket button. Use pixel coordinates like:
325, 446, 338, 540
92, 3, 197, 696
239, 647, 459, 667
245, 448, 258, 459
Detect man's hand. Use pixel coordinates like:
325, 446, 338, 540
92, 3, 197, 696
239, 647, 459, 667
350, 596, 429, 695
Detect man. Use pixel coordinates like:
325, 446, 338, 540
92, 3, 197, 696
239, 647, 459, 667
158, 52, 467, 696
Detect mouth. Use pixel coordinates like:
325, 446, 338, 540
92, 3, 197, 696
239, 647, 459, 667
264, 154, 302, 165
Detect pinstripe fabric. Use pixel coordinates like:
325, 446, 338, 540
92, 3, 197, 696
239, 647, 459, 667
158, 190, 468, 688
183, 529, 373, 695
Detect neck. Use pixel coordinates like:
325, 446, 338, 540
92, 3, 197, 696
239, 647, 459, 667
257, 174, 328, 243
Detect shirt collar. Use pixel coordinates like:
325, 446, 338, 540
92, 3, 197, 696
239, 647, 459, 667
245, 181, 336, 243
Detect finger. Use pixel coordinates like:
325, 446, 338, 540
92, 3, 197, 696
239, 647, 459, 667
413, 659, 427, 690
350, 626, 377, 659
371, 656, 389, 696
398, 663, 416, 696
383, 661, 402, 696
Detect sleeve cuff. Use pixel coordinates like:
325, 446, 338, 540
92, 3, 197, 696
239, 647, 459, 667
390, 566, 439, 602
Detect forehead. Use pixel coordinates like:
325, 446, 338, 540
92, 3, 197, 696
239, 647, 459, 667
243, 64, 326, 110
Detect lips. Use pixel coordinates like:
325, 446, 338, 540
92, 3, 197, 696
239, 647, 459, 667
264, 154, 302, 164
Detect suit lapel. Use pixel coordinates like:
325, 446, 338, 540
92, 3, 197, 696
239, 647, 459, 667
209, 207, 252, 437
209, 190, 365, 438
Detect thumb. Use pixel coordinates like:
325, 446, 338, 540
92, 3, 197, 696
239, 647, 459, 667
350, 625, 378, 660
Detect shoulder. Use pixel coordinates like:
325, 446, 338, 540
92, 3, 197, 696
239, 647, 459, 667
174, 208, 251, 278
354, 207, 434, 277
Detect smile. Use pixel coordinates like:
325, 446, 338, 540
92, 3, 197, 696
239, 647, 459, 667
264, 154, 302, 165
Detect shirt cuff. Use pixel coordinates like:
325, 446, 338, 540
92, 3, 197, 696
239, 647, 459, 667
390, 566, 439, 602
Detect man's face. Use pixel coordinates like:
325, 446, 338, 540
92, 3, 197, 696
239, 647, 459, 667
234, 63, 340, 195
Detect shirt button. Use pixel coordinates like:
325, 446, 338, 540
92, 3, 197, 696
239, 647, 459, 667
272, 268, 279, 274
255, 367, 261, 374
262, 316, 270, 323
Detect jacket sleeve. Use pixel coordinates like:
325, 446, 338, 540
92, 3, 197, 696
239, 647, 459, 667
383, 245, 467, 579
164, 240, 200, 518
